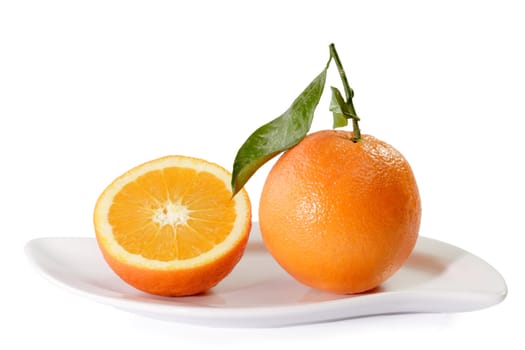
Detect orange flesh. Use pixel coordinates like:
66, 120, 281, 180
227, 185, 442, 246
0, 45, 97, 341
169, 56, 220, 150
108, 167, 236, 261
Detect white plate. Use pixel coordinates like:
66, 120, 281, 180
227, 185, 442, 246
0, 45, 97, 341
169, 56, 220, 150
25, 222, 506, 328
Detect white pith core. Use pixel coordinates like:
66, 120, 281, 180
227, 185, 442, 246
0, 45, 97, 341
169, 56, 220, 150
152, 200, 190, 227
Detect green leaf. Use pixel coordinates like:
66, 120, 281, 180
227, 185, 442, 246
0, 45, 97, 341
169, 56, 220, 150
329, 86, 360, 129
329, 86, 349, 128
231, 69, 328, 195
332, 113, 348, 128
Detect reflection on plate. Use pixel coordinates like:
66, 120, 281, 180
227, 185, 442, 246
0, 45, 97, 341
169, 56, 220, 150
25, 223, 506, 327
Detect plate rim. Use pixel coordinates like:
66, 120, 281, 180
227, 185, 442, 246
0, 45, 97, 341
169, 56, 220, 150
24, 231, 507, 327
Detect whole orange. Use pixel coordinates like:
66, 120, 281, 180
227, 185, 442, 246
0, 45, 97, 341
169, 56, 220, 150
259, 130, 421, 294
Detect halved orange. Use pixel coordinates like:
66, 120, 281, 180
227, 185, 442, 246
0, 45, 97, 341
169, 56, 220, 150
93, 155, 251, 296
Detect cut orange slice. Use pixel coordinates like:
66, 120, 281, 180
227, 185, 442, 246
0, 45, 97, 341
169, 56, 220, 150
93, 155, 251, 296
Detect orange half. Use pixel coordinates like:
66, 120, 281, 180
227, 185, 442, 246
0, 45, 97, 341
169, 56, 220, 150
93, 155, 251, 296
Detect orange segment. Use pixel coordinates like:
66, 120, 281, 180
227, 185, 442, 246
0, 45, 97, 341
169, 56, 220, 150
93, 155, 251, 296
107, 166, 236, 261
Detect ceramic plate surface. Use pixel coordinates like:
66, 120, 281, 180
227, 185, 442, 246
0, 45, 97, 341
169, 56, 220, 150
25, 223, 506, 327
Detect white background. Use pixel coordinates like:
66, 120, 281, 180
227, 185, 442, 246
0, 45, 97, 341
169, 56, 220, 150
1, 0, 523, 348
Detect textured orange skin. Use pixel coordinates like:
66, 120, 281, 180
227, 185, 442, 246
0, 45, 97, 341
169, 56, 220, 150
97, 221, 250, 296
259, 130, 421, 294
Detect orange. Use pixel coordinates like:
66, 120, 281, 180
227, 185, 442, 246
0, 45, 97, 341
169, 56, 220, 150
259, 130, 421, 294
93, 155, 251, 296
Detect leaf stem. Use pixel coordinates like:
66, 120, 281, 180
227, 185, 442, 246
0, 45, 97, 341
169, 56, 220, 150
329, 44, 352, 102
329, 43, 362, 142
